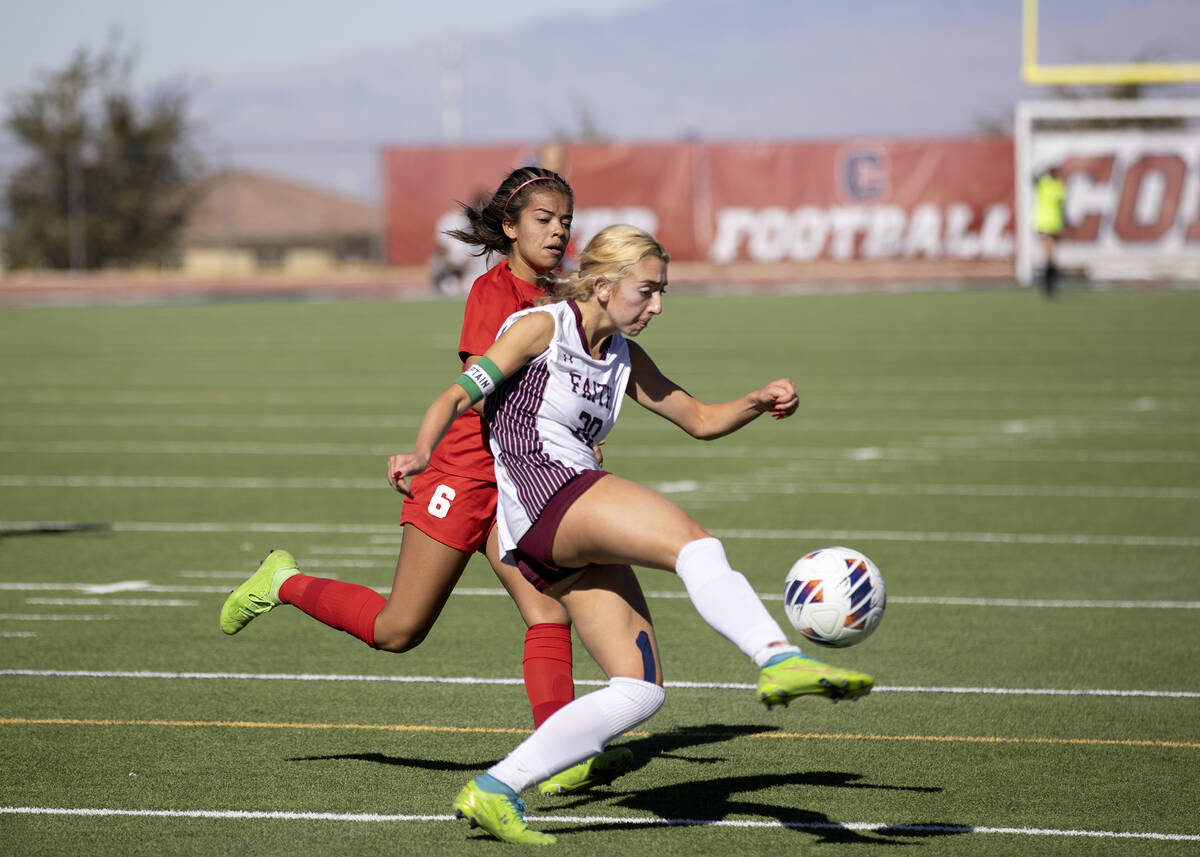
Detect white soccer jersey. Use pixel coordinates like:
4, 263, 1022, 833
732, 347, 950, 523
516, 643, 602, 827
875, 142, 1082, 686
484, 300, 631, 558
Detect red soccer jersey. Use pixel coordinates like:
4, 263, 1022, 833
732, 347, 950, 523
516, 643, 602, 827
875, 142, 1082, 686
428, 260, 547, 481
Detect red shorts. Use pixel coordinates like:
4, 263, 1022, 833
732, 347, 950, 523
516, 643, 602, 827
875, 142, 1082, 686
399, 464, 498, 554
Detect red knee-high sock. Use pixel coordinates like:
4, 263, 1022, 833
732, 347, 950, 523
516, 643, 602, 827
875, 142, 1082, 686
523, 623, 575, 728
278, 574, 386, 649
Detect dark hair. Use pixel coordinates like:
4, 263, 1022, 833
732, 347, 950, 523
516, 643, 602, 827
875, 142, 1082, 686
445, 167, 573, 257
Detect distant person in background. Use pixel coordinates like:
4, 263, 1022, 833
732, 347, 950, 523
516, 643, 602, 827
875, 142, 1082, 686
431, 189, 492, 294
1033, 165, 1066, 297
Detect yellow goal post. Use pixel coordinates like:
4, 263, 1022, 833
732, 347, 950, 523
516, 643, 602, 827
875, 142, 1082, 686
1022, 0, 1200, 86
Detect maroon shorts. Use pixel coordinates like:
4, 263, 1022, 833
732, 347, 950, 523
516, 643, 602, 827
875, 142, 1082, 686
399, 464, 497, 554
514, 469, 610, 591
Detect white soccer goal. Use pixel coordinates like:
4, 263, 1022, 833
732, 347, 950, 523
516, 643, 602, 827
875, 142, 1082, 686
1014, 98, 1200, 285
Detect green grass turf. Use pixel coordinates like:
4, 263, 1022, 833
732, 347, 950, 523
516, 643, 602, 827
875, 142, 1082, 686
0, 285, 1198, 855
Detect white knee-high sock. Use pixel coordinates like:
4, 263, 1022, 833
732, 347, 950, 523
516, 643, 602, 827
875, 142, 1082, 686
487, 677, 664, 793
675, 537, 799, 667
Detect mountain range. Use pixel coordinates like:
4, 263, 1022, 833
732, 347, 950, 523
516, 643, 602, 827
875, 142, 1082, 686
17, 1, 1200, 202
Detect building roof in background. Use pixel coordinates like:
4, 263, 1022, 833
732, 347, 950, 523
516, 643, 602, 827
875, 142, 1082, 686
183, 169, 379, 244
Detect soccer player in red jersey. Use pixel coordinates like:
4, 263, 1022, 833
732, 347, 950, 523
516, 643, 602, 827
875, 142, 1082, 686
220, 167, 632, 794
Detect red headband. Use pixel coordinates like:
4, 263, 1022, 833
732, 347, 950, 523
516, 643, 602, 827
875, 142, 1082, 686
502, 176, 554, 213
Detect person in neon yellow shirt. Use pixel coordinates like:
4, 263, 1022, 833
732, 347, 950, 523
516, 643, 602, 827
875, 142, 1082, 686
1033, 166, 1066, 296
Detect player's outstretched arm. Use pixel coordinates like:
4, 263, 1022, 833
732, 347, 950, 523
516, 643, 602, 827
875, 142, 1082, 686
627, 341, 797, 440
387, 385, 472, 496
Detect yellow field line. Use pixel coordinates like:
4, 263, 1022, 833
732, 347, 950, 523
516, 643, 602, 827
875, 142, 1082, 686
2, 717, 1197, 749
759, 732, 1200, 750
0, 717, 533, 735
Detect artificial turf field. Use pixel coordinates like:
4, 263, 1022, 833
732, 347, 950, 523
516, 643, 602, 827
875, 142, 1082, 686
0, 285, 1197, 855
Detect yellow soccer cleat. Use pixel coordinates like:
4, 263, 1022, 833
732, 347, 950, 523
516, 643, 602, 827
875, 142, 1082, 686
453, 779, 555, 846
757, 653, 873, 708
218, 549, 299, 635
537, 746, 634, 796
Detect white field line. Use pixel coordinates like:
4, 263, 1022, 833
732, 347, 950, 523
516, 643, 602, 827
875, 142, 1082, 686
2, 669, 1197, 699
666, 481, 1200, 500
2, 396, 1198, 422
3, 520, 1198, 548
0, 475, 379, 489
0, 391, 412, 406
0, 394, 1174, 412
0, 392, 1195, 417
0, 614, 114, 621
0, 582, 375, 595
25, 598, 197, 607
0, 412, 419, 429
2, 580, 1198, 611
2, 410, 1197, 433
0, 806, 1197, 841
709, 528, 1200, 548
0, 440, 389, 456
0, 377, 1194, 394
176, 570, 347, 580
1, 440, 1199, 464
3, 474, 1197, 500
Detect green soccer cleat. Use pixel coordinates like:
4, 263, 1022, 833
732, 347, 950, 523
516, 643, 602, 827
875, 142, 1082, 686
537, 746, 634, 796
218, 549, 299, 635
453, 779, 555, 845
757, 652, 873, 708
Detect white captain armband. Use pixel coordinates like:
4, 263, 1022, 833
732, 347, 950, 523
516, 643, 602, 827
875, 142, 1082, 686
455, 356, 504, 404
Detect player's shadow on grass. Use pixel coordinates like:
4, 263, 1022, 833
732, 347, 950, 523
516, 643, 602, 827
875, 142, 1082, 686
554, 771, 955, 846
285, 723, 768, 774
618, 723, 787, 769
0, 522, 110, 539
287, 752, 494, 772
544, 725, 949, 846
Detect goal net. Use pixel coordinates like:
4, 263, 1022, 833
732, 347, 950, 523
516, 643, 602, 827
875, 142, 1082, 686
1014, 98, 1200, 284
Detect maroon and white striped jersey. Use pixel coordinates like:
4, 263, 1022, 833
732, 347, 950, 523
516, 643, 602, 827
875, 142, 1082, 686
484, 300, 632, 558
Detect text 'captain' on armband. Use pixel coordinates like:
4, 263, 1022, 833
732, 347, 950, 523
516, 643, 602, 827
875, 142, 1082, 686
455, 356, 504, 404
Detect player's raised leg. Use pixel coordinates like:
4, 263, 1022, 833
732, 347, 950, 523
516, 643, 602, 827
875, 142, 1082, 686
553, 474, 873, 706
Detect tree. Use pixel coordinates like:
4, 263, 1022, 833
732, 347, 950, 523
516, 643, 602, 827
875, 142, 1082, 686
2, 42, 198, 270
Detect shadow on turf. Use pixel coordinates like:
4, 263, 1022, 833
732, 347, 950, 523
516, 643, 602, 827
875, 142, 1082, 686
554, 771, 955, 845
287, 724, 962, 845
287, 723, 779, 774
285, 722, 775, 773
0, 522, 110, 539
287, 752, 491, 772
544, 724, 953, 845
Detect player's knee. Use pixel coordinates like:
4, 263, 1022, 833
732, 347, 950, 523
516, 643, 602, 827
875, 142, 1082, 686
373, 620, 430, 653
516, 602, 570, 627
669, 522, 715, 565
609, 677, 666, 723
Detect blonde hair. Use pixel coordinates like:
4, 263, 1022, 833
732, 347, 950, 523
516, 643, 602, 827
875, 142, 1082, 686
551, 225, 669, 302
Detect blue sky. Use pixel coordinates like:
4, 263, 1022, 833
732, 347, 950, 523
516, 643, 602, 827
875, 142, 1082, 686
4, 0, 1195, 98
0, 0, 663, 95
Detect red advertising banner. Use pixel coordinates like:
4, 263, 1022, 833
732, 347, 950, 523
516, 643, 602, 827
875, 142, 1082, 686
382, 138, 1015, 273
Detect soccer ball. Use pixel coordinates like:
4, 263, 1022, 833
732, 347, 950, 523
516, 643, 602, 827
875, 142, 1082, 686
783, 546, 886, 648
